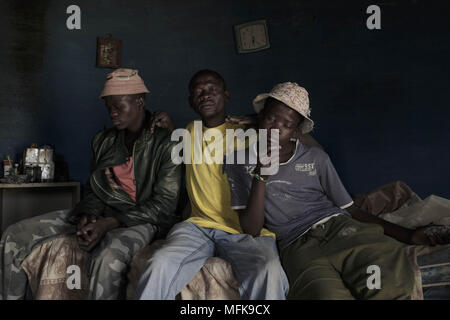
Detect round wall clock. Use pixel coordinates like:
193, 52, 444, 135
234, 20, 270, 54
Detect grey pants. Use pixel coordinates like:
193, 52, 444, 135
137, 221, 289, 300
0, 209, 156, 300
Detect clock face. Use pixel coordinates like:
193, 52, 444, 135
241, 24, 267, 50
235, 20, 270, 53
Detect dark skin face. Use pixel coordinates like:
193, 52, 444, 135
104, 94, 145, 133
189, 73, 230, 128
258, 98, 303, 163
104, 94, 146, 152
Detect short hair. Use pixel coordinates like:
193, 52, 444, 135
188, 69, 227, 92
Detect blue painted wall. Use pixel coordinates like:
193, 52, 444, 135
0, 0, 449, 198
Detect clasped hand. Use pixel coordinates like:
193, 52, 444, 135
76, 214, 115, 252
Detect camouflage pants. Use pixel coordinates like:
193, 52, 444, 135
0, 209, 156, 300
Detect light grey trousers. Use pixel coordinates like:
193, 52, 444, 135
136, 221, 289, 300
0, 209, 156, 300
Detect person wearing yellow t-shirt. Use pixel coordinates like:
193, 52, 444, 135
136, 70, 289, 300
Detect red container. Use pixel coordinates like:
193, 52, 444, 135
3, 159, 12, 176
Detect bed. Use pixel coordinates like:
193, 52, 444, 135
21, 181, 450, 300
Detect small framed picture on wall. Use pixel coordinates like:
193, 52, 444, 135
96, 35, 122, 68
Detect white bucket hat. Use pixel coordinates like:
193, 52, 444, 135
253, 82, 314, 134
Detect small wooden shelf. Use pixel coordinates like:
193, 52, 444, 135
0, 182, 80, 234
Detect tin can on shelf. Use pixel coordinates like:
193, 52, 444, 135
40, 163, 55, 182
25, 165, 42, 183
24, 148, 39, 164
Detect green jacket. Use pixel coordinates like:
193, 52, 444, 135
68, 113, 182, 238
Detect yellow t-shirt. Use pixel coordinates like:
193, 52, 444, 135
185, 120, 275, 238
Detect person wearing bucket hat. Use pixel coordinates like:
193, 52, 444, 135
252, 82, 314, 134
223, 82, 425, 299
225, 82, 322, 149
0, 68, 182, 300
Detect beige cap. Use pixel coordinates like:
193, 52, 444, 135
99, 68, 150, 98
253, 82, 314, 134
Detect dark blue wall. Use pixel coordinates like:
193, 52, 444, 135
1, 0, 449, 198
